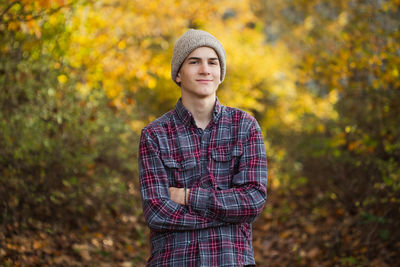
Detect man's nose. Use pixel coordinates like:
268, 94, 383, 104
199, 62, 210, 74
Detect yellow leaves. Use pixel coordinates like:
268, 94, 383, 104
328, 90, 338, 105
59, 0, 341, 137
381, 0, 399, 12
368, 54, 382, 66
392, 67, 399, 78
147, 0, 162, 11
147, 78, 157, 89
208, 17, 296, 114
62, 0, 292, 124
270, 173, 281, 189
117, 40, 126, 50
77, 82, 91, 97
372, 79, 380, 89
292, 92, 337, 125
104, 80, 122, 99
338, 12, 349, 27
304, 16, 314, 31
130, 120, 146, 134
9, 19, 41, 38
5, 0, 69, 40
7, 21, 20, 31
57, 74, 68, 84
96, 34, 110, 45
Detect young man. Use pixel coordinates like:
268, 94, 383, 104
139, 29, 267, 266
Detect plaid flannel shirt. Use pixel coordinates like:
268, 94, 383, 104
139, 98, 267, 267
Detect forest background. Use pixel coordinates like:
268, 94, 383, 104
1, 0, 399, 266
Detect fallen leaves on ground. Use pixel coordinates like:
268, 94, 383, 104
1, 186, 398, 266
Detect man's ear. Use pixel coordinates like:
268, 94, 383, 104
176, 73, 181, 83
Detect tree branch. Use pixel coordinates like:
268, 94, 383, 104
0, 1, 21, 22
1, 1, 76, 24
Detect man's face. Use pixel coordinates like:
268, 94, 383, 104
176, 46, 221, 99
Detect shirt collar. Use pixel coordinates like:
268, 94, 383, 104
213, 97, 222, 124
175, 97, 222, 128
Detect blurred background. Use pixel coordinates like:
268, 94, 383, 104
1, 0, 399, 266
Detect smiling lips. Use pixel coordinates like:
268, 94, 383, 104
196, 79, 213, 83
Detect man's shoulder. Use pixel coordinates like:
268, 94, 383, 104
141, 110, 175, 135
222, 105, 257, 125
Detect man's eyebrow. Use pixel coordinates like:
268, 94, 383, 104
187, 57, 219, 61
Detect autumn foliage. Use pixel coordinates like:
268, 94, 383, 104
1, 0, 399, 266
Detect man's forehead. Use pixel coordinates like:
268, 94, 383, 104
186, 47, 219, 60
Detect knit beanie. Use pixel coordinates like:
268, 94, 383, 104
171, 29, 226, 85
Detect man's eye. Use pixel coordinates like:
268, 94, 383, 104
189, 61, 198, 64
209, 61, 218, 65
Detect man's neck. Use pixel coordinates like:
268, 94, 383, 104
181, 94, 216, 130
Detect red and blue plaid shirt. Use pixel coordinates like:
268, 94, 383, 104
139, 98, 267, 266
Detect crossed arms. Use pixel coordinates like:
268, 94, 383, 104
139, 121, 267, 231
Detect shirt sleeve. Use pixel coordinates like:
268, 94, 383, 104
139, 128, 226, 232
188, 120, 267, 224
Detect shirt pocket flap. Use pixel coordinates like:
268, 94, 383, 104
211, 143, 242, 162
161, 156, 196, 171
212, 150, 232, 162
161, 156, 180, 169
151, 232, 170, 253
180, 157, 196, 170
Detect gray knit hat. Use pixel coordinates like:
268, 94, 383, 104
171, 29, 226, 85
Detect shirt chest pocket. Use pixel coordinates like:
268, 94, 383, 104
210, 143, 243, 190
161, 156, 197, 187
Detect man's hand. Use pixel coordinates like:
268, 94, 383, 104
169, 187, 190, 205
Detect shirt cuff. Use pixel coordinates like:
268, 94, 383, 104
188, 186, 210, 217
